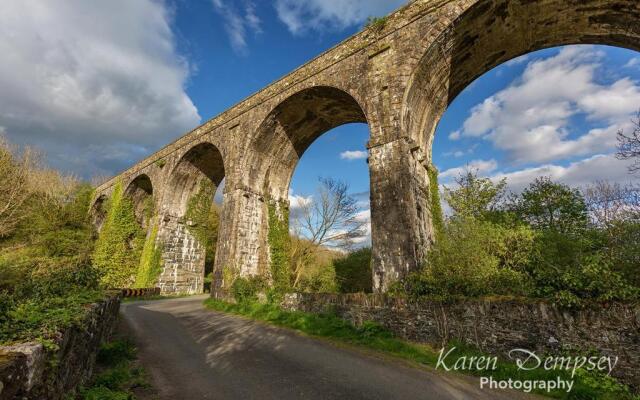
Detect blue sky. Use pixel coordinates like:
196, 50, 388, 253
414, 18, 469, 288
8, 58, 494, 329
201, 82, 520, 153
435, 45, 640, 192
1, 1, 639, 228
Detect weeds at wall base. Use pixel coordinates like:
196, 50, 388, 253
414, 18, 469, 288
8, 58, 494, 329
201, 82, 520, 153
203, 298, 638, 400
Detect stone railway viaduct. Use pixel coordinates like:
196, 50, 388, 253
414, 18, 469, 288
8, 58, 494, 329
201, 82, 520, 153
92, 0, 640, 295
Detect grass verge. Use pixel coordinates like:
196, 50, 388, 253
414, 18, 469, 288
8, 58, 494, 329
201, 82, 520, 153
77, 339, 151, 400
0, 289, 106, 347
204, 298, 638, 400
122, 293, 193, 303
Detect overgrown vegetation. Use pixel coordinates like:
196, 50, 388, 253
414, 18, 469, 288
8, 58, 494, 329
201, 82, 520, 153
0, 136, 105, 345
184, 179, 216, 247
155, 158, 166, 169
287, 178, 368, 294
78, 338, 152, 399
134, 222, 163, 288
268, 200, 291, 292
276, 169, 639, 310
204, 298, 638, 399
185, 179, 220, 291
92, 180, 145, 288
401, 171, 640, 307
364, 16, 388, 31
231, 275, 267, 303
334, 247, 372, 293
427, 165, 444, 237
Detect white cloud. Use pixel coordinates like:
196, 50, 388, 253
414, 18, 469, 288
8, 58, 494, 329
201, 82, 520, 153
214, 178, 225, 204
491, 154, 636, 194
448, 130, 461, 141
457, 46, 640, 165
352, 208, 371, 246
624, 58, 640, 68
505, 54, 529, 66
443, 150, 465, 158
340, 150, 367, 160
289, 193, 313, 209
440, 159, 498, 181
0, 1, 200, 177
212, 0, 262, 54
275, 0, 406, 34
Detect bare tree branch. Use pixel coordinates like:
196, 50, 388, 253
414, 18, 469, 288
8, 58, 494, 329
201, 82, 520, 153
0, 135, 81, 238
583, 180, 640, 228
290, 177, 368, 288
0, 136, 33, 237
616, 110, 640, 173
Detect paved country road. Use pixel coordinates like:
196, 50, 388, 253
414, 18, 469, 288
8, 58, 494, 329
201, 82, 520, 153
121, 295, 536, 400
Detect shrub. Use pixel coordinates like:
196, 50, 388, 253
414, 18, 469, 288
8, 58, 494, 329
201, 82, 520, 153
510, 176, 588, 234
97, 339, 137, 367
553, 254, 638, 307
334, 247, 372, 293
364, 16, 388, 31
604, 220, 640, 287
405, 217, 533, 300
231, 276, 267, 303
444, 171, 507, 220
298, 263, 338, 293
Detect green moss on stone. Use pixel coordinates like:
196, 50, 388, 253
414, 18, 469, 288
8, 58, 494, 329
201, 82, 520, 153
427, 165, 444, 239
365, 16, 388, 31
184, 179, 215, 247
267, 200, 291, 292
134, 222, 163, 288
222, 264, 238, 290
92, 180, 145, 288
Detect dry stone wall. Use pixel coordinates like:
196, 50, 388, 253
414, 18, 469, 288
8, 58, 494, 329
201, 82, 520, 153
0, 293, 121, 400
282, 293, 640, 390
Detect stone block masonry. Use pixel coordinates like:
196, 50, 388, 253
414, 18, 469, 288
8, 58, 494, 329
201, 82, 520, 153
282, 293, 640, 391
0, 292, 121, 399
91, 0, 640, 295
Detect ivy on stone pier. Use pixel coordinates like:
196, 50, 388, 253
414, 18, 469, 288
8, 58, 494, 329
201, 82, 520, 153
134, 221, 163, 288
427, 164, 444, 239
92, 180, 145, 288
267, 199, 291, 292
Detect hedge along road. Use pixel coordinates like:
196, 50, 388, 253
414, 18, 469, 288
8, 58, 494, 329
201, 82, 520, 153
121, 295, 537, 400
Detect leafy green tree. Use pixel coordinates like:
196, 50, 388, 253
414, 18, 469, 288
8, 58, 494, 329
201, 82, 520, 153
444, 170, 507, 221
510, 177, 588, 234
334, 247, 372, 293
606, 221, 640, 287
298, 263, 338, 294
583, 181, 640, 286
406, 217, 533, 299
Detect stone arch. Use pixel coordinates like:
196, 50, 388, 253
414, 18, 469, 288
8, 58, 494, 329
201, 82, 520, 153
158, 141, 226, 294
165, 142, 226, 218
248, 85, 368, 200
89, 194, 108, 232
403, 0, 640, 155
124, 174, 154, 228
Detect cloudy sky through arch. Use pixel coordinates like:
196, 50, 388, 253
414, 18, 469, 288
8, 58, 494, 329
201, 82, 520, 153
1, 1, 639, 244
